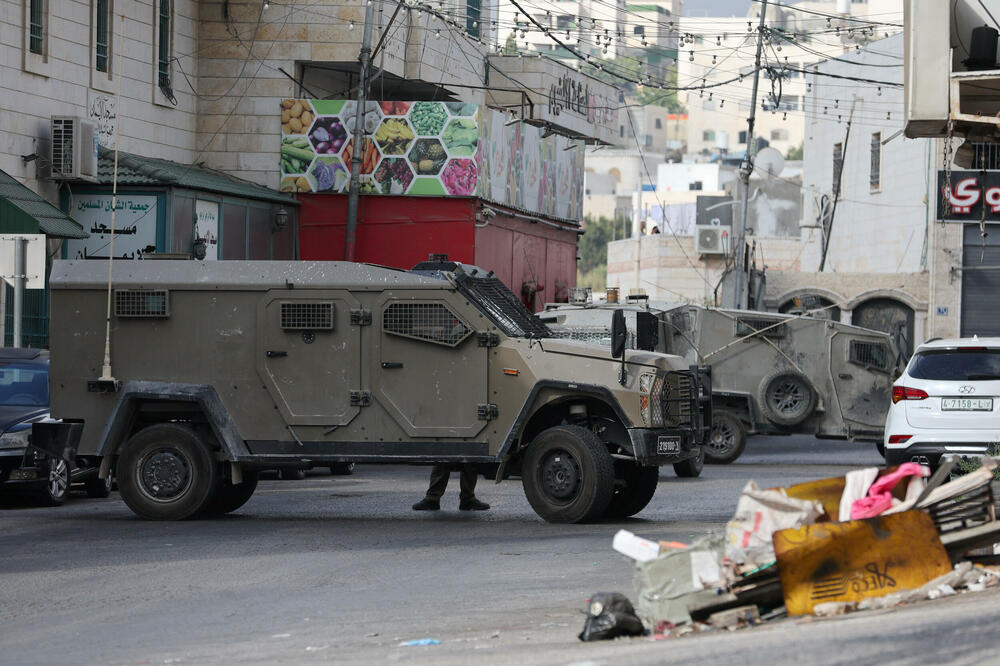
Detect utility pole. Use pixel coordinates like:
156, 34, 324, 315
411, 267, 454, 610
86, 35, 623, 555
12, 237, 25, 348
732, 0, 768, 309
344, 1, 377, 262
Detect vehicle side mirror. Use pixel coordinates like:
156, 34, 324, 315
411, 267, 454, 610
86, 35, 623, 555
611, 309, 627, 359
636, 311, 659, 352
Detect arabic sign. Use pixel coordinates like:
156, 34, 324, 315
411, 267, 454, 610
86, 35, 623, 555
937, 170, 1000, 222
65, 194, 157, 259
195, 200, 219, 260
278, 100, 585, 221
88, 91, 117, 150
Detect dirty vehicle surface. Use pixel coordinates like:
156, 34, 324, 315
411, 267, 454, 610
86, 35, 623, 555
543, 299, 899, 464
37, 260, 710, 523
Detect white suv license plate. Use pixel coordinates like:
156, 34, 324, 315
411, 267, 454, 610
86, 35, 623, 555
657, 436, 681, 454
941, 398, 993, 411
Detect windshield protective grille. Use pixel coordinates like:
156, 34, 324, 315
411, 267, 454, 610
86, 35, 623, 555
736, 317, 786, 339
383, 302, 471, 346
849, 340, 890, 372
115, 289, 169, 317
455, 275, 551, 338
281, 302, 334, 330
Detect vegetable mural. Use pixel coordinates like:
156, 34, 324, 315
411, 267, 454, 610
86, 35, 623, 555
278, 99, 584, 220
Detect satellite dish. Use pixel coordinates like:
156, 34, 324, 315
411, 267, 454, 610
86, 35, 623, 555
752, 147, 785, 179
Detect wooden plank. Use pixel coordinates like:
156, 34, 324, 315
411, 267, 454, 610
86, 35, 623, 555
773, 510, 951, 616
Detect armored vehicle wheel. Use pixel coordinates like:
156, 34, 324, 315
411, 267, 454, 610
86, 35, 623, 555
757, 370, 817, 427
85, 473, 114, 498
605, 464, 660, 518
673, 446, 704, 478
117, 424, 218, 521
706, 411, 747, 464
203, 472, 258, 516
522, 425, 615, 524
38, 457, 70, 506
278, 468, 306, 480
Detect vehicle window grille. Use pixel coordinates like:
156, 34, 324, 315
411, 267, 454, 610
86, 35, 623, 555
736, 317, 786, 339
454, 275, 551, 338
114, 289, 169, 317
280, 302, 334, 330
664, 372, 693, 426
849, 340, 890, 371
549, 326, 613, 346
383, 302, 471, 346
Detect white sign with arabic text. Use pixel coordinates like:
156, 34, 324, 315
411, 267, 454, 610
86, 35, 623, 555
66, 194, 158, 260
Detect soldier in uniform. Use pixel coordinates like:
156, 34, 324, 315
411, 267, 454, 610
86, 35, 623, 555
412, 465, 490, 511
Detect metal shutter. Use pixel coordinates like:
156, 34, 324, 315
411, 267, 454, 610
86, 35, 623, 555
961, 223, 1000, 336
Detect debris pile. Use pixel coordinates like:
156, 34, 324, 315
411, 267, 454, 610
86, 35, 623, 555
579, 457, 1000, 642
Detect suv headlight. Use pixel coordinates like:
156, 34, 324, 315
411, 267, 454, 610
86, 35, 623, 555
639, 372, 664, 427
0, 429, 30, 450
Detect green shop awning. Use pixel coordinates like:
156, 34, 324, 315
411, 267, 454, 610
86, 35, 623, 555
97, 148, 297, 206
0, 169, 88, 239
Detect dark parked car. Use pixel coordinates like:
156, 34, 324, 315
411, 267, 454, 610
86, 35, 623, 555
0, 349, 109, 505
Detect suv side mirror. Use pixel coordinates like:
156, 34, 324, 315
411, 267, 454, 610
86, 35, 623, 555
611, 309, 627, 359
636, 311, 659, 352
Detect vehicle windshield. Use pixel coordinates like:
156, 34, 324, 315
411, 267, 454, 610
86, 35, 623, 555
907, 349, 1000, 381
0, 362, 49, 406
454, 274, 552, 338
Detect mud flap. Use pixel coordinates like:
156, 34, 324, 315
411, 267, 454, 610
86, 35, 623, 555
30, 422, 83, 462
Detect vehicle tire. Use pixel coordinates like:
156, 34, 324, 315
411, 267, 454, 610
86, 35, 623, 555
203, 471, 259, 516
706, 411, 747, 464
85, 473, 114, 499
605, 464, 660, 518
39, 457, 70, 506
757, 370, 817, 427
278, 468, 306, 480
330, 462, 355, 476
673, 446, 704, 478
521, 425, 615, 524
116, 423, 218, 521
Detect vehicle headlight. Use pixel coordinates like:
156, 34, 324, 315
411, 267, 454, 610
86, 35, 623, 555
0, 429, 30, 450
639, 372, 664, 427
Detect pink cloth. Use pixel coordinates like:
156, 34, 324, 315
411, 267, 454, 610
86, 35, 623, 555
850, 462, 929, 520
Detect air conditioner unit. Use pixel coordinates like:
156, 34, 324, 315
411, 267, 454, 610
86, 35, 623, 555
695, 224, 731, 255
49, 116, 98, 181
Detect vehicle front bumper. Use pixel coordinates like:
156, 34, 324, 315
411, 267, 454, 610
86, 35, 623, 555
0, 447, 45, 484
629, 428, 702, 465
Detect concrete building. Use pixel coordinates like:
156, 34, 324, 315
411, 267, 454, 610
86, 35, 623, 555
677, 0, 903, 159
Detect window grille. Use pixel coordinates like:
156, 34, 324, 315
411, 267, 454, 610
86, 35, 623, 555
280, 302, 334, 330
736, 317, 786, 339
96, 0, 110, 72
383, 303, 471, 346
833, 142, 843, 199
157, 0, 171, 88
29, 0, 44, 54
849, 340, 890, 372
870, 132, 881, 192
115, 289, 169, 317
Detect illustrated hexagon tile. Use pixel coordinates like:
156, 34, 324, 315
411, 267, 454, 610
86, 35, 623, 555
408, 139, 447, 176
408, 101, 448, 136
373, 158, 414, 194
375, 118, 415, 156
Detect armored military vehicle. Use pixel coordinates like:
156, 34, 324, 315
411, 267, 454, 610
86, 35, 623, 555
542, 297, 900, 464
34, 260, 710, 524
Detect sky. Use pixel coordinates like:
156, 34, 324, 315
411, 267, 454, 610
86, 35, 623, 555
683, 0, 755, 17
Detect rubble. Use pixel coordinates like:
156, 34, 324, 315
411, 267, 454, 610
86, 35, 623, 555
579, 458, 1000, 642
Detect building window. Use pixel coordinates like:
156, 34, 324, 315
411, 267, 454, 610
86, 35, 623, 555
158, 0, 171, 87
556, 14, 572, 30
620, 125, 624, 138
634, 25, 645, 36
28, 0, 44, 53
833, 142, 843, 198
870, 132, 881, 192
654, 118, 662, 129
690, 181, 703, 191
703, 130, 715, 141
466, 0, 480, 38
771, 129, 788, 141
95, 0, 111, 72
738, 130, 748, 144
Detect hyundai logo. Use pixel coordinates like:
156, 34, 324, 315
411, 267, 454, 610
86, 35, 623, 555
958, 385, 976, 394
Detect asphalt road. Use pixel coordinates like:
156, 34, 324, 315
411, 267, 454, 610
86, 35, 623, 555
2, 435, 998, 666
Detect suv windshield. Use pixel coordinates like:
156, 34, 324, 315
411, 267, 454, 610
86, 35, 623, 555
0, 362, 49, 406
908, 349, 1000, 381
454, 274, 551, 338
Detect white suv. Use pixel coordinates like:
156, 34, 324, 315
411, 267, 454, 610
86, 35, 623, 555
884, 337, 1000, 468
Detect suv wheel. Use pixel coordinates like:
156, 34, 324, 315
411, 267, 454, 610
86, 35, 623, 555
40, 457, 70, 506
605, 464, 659, 518
673, 446, 704, 478
757, 370, 817, 427
117, 424, 218, 520
522, 425, 615, 523
706, 411, 747, 464
85, 473, 114, 499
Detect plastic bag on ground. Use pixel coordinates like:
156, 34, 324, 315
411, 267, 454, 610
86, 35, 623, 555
634, 535, 727, 627
578, 592, 645, 641
725, 481, 824, 564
